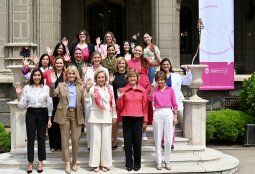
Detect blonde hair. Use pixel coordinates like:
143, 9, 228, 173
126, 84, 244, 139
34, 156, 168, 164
66, 65, 83, 86
103, 31, 116, 44
94, 69, 109, 84
115, 57, 128, 72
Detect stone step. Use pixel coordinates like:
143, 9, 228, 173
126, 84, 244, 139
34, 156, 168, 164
43, 136, 189, 149
0, 148, 239, 174
11, 144, 205, 159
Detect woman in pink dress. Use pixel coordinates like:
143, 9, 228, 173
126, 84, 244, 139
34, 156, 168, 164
128, 45, 161, 140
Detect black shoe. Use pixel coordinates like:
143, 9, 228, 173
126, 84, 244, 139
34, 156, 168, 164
88, 148, 90, 151
127, 167, 132, 171
27, 170, 32, 174
112, 144, 118, 150
133, 167, 140, 171
171, 145, 174, 149
37, 169, 43, 173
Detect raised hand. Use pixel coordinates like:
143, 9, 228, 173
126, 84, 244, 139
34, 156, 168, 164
82, 63, 87, 75
63, 54, 71, 62
117, 88, 124, 98
31, 54, 39, 65
109, 73, 115, 84
22, 58, 30, 66
132, 34, 137, 40
46, 46, 52, 56
85, 78, 93, 93
62, 37, 68, 46
148, 43, 156, 53
50, 72, 57, 84
96, 37, 102, 46
186, 65, 191, 72
115, 45, 120, 53
15, 82, 23, 95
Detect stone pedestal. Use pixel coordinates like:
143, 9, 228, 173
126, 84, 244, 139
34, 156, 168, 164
183, 99, 208, 146
8, 101, 26, 150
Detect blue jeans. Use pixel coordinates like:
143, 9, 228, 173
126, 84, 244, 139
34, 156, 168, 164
149, 67, 156, 84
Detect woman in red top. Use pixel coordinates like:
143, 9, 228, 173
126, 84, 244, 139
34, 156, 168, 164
116, 70, 148, 172
128, 45, 161, 140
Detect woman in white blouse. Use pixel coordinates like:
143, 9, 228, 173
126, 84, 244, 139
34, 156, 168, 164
85, 69, 117, 172
16, 68, 53, 173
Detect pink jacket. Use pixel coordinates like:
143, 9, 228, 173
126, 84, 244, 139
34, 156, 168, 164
116, 84, 148, 123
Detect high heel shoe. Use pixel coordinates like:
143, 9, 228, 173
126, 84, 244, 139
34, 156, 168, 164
37, 161, 43, 173
71, 163, 78, 172
112, 144, 118, 150
27, 162, 33, 173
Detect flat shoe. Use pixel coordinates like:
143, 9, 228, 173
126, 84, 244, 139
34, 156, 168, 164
112, 144, 118, 150
101, 167, 108, 172
65, 167, 71, 174
94, 167, 100, 172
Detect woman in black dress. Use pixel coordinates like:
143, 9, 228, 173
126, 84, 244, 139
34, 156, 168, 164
111, 57, 128, 150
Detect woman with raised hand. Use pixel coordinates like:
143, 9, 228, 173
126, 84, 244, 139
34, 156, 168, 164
43, 57, 66, 152
116, 70, 148, 172
46, 42, 70, 65
143, 32, 161, 85
128, 45, 161, 141
111, 57, 129, 150
50, 65, 84, 174
83, 51, 109, 150
95, 31, 120, 59
85, 69, 117, 172
69, 29, 95, 64
16, 68, 53, 173
160, 58, 192, 149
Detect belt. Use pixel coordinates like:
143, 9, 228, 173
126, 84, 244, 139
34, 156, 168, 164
68, 108, 76, 112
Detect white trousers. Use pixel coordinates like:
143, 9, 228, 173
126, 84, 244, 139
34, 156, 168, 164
89, 123, 112, 167
153, 108, 173, 164
84, 98, 91, 148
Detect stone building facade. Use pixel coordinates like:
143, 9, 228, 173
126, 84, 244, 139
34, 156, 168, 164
0, 0, 255, 126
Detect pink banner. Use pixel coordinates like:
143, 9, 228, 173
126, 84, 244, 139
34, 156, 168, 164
200, 62, 234, 90
199, 0, 234, 90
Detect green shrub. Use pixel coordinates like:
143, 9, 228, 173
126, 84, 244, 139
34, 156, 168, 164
206, 109, 255, 143
0, 122, 11, 152
239, 73, 255, 116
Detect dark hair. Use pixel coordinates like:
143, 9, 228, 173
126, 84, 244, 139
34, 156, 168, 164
29, 68, 44, 86
155, 71, 167, 81
38, 54, 51, 68
120, 40, 132, 57
52, 42, 66, 57
134, 45, 148, 69
76, 29, 90, 43
143, 32, 153, 47
74, 47, 82, 52
160, 58, 173, 72
107, 44, 116, 51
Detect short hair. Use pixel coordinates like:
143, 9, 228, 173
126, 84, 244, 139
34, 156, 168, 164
126, 69, 139, 84
52, 56, 66, 73
107, 44, 116, 51
155, 71, 167, 81
29, 68, 44, 86
94, 69, 109, 84
91, 51, 102, 64
115, 57, 128, 72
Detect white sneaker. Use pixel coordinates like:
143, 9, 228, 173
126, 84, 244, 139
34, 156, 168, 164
142, 132, 148, 141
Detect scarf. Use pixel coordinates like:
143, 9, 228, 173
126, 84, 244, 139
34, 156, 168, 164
166, 74, 172, 87
94, 85, 113, 111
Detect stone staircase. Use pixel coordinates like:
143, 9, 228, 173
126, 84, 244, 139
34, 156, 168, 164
0, 126, 239, 173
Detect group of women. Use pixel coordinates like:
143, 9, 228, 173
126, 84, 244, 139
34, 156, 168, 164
16, 29, 192, 173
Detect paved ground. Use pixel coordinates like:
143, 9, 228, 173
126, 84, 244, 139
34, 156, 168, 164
209, 145, 255, 174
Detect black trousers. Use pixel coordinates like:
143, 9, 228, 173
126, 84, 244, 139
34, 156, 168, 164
48, 118, 61, 150
26, 108, 48, 162
122, 116, 143, 169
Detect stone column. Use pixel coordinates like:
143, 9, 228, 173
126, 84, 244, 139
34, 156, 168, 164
8, 101, 26, 150
183, 99, 208, 146
37, 0, 61, 55
153, 0, 181, 67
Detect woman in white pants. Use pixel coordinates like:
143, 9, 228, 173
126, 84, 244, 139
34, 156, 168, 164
85, 69, 117, 172
148, 71, 178, 170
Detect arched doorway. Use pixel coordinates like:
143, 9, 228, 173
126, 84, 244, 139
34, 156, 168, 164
86, 0, 125, 45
